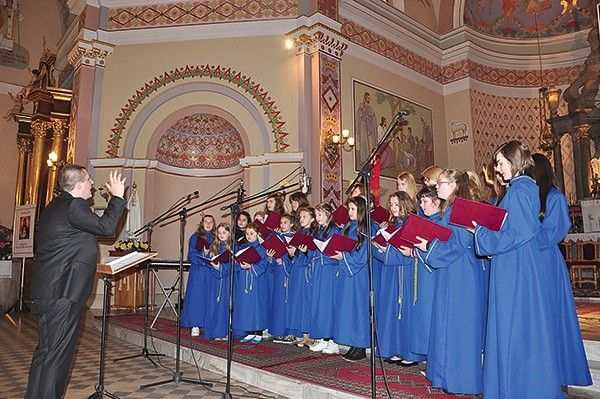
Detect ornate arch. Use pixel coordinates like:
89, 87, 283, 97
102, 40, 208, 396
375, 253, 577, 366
107, 64, 289, 157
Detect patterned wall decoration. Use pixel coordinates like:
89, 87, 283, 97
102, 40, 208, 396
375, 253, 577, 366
106, 64, 289, 157
470, 90, 542, 173
464, 0, 593, 39
341, 18, 582, 87
156, 113, 245, 169
470, 89, 575, 197
318, 0, 338, 21
107, 0, 298, 30
66, 68, 80, 164
320, 52, 343, 207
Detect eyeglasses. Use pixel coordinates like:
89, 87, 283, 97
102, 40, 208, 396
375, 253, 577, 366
436, 180, 453, 186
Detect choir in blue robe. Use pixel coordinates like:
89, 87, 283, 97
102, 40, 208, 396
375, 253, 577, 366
232, 240, 270, 333
268, 232, 299, 337
202, 241, 230, 339
474, 175, 563, 399
181, 231, 214, 328
333, 220, 370, 348
374, 224, 425, 362
409, 211, 438, 357
537, 188, 591, 387
420, 204, 486, 394
287, 228, 314, 334
307, 226, 341, 339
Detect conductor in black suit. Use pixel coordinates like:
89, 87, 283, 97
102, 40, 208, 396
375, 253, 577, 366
25, 165, 127, 399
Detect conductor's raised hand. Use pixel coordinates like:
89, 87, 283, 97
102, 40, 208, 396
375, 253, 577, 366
105, 170, 126, 198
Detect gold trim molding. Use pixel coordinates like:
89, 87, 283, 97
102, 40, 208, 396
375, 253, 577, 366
288, 24, 348, 58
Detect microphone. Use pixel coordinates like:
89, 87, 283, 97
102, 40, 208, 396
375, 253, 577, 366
300, 168, 311, 194
185, 190, 199, 200
397, 109, 411, 117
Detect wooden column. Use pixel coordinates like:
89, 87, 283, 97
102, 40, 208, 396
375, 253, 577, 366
15, 137, 32, 207
27, 120, 51, 206
45, 119, 68, 205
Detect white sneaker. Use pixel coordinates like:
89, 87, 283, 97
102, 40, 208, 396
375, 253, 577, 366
191, 327, 200, 337
309, 340, 329, 352
322, 340, 340, 354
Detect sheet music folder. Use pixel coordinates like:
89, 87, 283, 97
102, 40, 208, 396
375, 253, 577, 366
449, 197, 507, 231
98, 251, 158, 275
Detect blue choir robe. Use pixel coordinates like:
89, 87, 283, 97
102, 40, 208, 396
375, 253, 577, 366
181, 231, 214, 328
370, 221, 384, 295
420, 204, 486, 395
374, 232, 425, 362
202, 241, 230, 339
307, 226, 341, 339
232, 240, 270, 332
474, 175, 562, 399
410, 211, 439, 357
286, 228, 314, 333
268, 232, 299, 337
537, 188, 591, 387
333, 220, 370, 348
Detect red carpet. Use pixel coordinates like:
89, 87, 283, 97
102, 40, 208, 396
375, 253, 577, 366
105, 314, 479, 398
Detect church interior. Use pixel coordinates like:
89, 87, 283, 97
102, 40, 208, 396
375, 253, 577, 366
1, 0, 600, 398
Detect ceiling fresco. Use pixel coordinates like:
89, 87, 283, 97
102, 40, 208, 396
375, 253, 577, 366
464, 0, 594, 38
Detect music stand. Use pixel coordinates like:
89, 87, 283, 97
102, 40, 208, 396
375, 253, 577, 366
112, 259, 166, 366
4, 257, 30, 314
89, 251, 158, 399
346, 110, 408, 399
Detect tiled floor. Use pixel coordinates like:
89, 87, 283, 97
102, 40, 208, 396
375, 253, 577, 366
0, 311, 286, 399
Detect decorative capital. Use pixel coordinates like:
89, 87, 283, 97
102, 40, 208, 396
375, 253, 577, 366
30, 120, 53, 138
68, 39, 115, 69
16, 137, 33, 154
288, 24, 348, 58
51, 118, 68, 137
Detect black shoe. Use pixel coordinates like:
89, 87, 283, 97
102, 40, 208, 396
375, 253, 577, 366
384, 357, 403, 364
343, 347, 366, 362
343, 346, 357, 359
398, 360, 419, 367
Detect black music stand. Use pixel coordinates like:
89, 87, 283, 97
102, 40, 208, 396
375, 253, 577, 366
89, 252, 158, 398
346, 110, 409, 399
112, 259, 165, 366
4, 257, 30, 314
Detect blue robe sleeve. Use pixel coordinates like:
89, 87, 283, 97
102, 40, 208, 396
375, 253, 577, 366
423, 217, 473, 269
536, 189, 571, 251
382, 245, 414, 267
474, 180, 539, 256
339, 239, 368, 277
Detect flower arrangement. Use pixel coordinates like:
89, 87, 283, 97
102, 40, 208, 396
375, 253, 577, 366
0, 241, 12, 260
113, 239, 150, 252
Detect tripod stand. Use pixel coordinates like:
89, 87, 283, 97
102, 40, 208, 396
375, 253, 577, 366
88, 274, 120, 399
112, 259, 165, 366
4, 257, 30, 314
139, 185, 240, 391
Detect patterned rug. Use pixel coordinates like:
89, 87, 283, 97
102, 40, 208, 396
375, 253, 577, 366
575, 301, 600, 317
106, 314, 480, 398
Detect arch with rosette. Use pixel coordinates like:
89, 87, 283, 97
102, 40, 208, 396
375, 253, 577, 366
106, 64, 290, 157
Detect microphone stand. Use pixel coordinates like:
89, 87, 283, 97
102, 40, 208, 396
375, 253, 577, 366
220, 181, 301, 399
113, 195, 196, 366
140, 189, 238, 391
345, 111, 408, 399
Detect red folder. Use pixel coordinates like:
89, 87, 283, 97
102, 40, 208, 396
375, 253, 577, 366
332, 205, 350, 227
199, 250, 230, 264
397, 214, 452, 244
287, 231, 318, 251
387, 227, 416, 249
370, 206, 390, 225
261, 234, 288, 259
235, 246, 262, 264
314, 233, 358, 256
195, 235, 211, 250
253, 219, 271, 238
372, 225, 396, 247
449, 197, 507, 231
264, 212, 282, 230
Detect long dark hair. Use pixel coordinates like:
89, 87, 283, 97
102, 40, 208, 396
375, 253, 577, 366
532, 153, 557, 221
439, 169, 484, 217
494, 140, 535, 179
343, 196, 366, 249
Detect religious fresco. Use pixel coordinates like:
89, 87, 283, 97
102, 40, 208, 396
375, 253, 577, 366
464, 0, 594, 38
353, 80, 434, 179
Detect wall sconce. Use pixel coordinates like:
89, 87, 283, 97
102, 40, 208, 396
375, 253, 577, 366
329, 129, 355, 152
47, 151, 64, 170
546, 85, 562, 118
